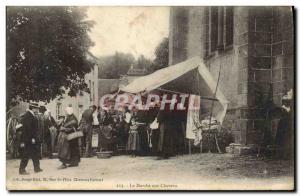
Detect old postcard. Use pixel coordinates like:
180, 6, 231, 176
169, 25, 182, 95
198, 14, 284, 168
6, 6, 294, 191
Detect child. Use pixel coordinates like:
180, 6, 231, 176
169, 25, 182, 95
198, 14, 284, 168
126, 117, 140, 157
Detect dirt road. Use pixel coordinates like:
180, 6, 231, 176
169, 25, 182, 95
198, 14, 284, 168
6, 153, 294, 190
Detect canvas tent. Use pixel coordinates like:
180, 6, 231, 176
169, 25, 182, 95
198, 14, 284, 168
120, 56, 229, 123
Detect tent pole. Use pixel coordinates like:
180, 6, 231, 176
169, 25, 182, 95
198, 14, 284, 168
208, 61, 222, 154
196, 71, 202, 154
188, 140, 192, 155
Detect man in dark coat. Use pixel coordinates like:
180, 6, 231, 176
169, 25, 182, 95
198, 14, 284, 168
80, 105, 96, 157
157, 109, 179, 159
19, 102, 43, 175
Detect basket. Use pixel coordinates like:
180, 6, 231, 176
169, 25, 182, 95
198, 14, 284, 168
67, 130, 83, 141
96, 151, 113, 159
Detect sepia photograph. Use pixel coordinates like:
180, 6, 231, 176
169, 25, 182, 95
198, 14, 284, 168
5, 5, 295, 191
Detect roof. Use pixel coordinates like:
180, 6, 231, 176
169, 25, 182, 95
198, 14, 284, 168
87, 51, 101, 64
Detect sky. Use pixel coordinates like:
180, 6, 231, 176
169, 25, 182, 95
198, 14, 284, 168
87, 7, 170, 60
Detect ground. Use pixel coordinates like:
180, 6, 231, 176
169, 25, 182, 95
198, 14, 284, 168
6, 153, 294, 190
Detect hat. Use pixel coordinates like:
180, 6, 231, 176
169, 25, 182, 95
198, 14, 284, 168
29, 102, 39, 108
39, 105, 47, 112
282, 89, 293, 101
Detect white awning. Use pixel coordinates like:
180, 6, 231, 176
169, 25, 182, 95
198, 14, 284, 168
120, 56, 229, 123
121, 57, 201, 93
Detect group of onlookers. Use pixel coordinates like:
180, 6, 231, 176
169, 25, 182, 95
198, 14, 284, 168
14, 100, 190, 175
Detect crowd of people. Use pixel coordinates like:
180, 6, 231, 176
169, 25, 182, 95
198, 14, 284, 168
14, 101, 188, 175
11, 88, 294, 175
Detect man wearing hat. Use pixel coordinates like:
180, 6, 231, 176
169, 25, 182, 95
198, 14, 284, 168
80, 105, 97, 157
19, 102, 43, 175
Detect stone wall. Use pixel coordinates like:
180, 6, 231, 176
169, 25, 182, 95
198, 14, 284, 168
169, 6, 294, 146
272, 7, 294, 106
242, 7, 274, 145
241, 7, 294, 145
169, 7, 189, 65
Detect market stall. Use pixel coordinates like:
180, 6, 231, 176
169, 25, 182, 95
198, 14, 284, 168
119, 56, 229, 154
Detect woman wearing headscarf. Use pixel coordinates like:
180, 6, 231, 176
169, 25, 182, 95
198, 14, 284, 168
57, 106, 80, 169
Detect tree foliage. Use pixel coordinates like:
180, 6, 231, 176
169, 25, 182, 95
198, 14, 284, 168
136, 55, 152, 70
150, 37, 169, 72
6, 6, 95, 106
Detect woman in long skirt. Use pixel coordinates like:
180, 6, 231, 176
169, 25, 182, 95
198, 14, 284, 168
157, 110, 179, 159
57, 107, 80, 169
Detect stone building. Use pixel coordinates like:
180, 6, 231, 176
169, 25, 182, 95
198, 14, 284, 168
169, 7, 294, 148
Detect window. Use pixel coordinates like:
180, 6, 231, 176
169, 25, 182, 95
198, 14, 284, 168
225, 7, 234, 46
210, 7, 218, 53
206, 6, 234, 56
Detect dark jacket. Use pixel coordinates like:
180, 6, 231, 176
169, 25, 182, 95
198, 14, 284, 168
81, 109, 94, 124
20, 111, 38, 145
36, 113, 45, 143
44, 116, 56, 140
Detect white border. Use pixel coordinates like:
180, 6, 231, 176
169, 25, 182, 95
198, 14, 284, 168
1, 1, 299, 195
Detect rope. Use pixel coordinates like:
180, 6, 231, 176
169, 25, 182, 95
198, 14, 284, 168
156, 88, 219, 101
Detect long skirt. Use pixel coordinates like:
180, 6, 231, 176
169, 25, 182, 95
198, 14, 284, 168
119, 122, 129, 145
98, 125, 115, 151
150, 129, 160, 154
57, 132, 80, 165
126, 131, 140, 151
138, 125, 150, 155
157, 123, 177, 156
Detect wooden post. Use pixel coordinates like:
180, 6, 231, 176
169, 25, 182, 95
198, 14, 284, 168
188, 140, 192, 155
214, 133, 222, 153
207, 58, 222, 153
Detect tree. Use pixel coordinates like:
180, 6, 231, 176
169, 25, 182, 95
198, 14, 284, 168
6, 7, 95, 107
98, 52, 135, 79
150, 37, 169, 72
135, 55, 152, 70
